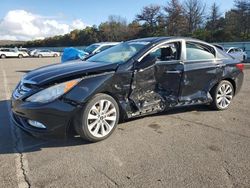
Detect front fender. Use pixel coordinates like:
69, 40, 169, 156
63, 70, 134, 119
63, 72, 115, 104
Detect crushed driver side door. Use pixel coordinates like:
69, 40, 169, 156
129, 40, 184, 115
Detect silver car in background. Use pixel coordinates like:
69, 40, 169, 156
213, 44, 248, 62
33, 49, 60, 58
226, 47, 247, 62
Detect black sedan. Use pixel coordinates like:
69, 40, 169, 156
11, 37, 244, 142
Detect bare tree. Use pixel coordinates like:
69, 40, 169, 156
163, 0, 187, 35
183, 0, 206, 33
99, 15, 128, 41
108, 15, 127, 26
206, 2, 223, 31
136, 4, 162, 28
209, 3, 222, 29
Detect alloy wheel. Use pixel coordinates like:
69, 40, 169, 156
87, 99, 117, 138
216, 83, 233, 109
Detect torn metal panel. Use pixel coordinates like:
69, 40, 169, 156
129, 65, 164, 112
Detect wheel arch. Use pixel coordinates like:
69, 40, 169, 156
222, 78, 236, 95
100, 91, 127, 121
210, 78, 236, 96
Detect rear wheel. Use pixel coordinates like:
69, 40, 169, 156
18, 54, 23, 58
210, 80, 234, 110
74, 94, 120, 142
53, 54, 58, 57
0, 54, 6, 59
38, 54, 42, 58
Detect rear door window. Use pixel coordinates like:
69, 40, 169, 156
186, 42, 215, 61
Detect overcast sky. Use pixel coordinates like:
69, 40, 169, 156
0, 0, 235, 41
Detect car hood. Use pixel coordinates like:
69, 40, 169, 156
23, 60, 119, 86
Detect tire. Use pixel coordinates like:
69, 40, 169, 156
18, 54, 23, 58
210, 80, 234, 110
53, 54, 58, 57
74, 93, 120, 142
0, 54, 6, 59
38, 54, 42, 58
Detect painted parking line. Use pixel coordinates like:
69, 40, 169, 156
1, 67, 30, 188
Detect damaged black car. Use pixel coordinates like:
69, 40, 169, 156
11, 37, 244, 142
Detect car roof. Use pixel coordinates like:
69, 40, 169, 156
128, 37, 214, 47
229, 47, 239, 49
129, 37, 171, 43
129, 36, 208, 43
93, 42, 120, 46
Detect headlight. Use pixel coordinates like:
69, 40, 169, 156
26, 78, 81, 103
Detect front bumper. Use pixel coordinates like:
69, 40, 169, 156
11, 98, 81, 138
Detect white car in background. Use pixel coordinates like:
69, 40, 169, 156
226, 47, 247, 61
0, 48, 29, 58
33, 49, 60, 58
29, 49, 38, 56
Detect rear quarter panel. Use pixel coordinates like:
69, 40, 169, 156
221, 59, 244, 95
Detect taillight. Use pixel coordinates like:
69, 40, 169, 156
236, 63, 244, 71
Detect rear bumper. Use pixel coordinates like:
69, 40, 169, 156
234, 71, 244, 95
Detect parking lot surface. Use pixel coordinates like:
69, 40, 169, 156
0, 58, 250, 188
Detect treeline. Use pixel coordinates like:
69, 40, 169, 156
21, 0, 250, 47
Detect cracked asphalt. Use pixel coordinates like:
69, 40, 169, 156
0, 57, 250, 188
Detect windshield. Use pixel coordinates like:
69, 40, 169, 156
87, 41, 149, 64
84, 44, 100, 54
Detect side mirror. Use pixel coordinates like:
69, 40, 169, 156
135, 54, 157, 70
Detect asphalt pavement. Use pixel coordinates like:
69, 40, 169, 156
0, 57, 249, 188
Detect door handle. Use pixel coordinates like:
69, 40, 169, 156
166, 70, 181, 74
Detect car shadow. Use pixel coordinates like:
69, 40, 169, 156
0, 99, 211, 155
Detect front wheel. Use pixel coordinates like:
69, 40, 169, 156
0, 54, 6, 59
74, 94, 120, 142
210, 80, 234, 110
18, 54, 23, 58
